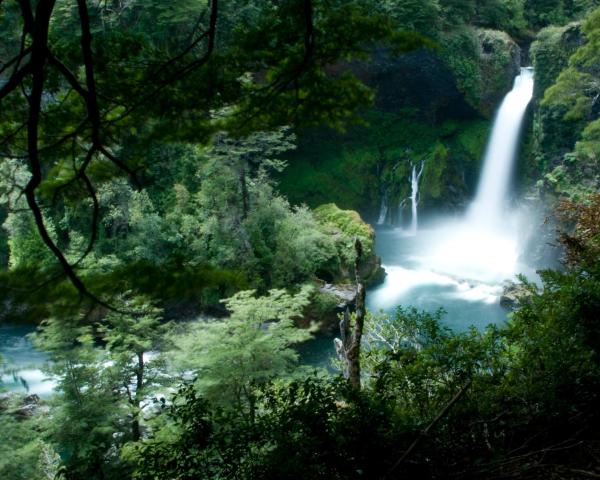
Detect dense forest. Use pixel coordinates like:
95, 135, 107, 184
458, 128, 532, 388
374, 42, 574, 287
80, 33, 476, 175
1, 1, 600, 479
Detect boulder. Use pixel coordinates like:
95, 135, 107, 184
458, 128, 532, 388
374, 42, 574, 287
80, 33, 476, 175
299, 283, 357, 334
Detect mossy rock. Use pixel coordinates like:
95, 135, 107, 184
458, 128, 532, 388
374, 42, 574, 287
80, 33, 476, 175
313, 203, 384, 286
475, 29, 521, 116
531, 23, 583, 102
439, 27, 520, 117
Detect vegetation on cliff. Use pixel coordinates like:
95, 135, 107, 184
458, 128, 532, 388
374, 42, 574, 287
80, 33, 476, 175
531, 6, 600, 199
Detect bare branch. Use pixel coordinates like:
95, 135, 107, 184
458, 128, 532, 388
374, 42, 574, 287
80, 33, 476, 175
384, 379, 473, 478
0, 46, 32, 77
0, 63, 32, 101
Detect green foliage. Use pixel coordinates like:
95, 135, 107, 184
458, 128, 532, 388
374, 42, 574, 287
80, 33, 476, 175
475, 0, 527, 37
31, 296, 171, 477
0, 397, 59, 480
440, 28, 483, 110
136, 259, 600, 478
33, 316, 124, 479
278, 112, 489, 217
524, 0, 599, 28
312, 203, 384, 283
313, 203, 374, 257
126, 201, 600, 478
101, 296, 172, 441
169, 286, 314, 408
532, 7, 600, 197
377, 0, 441, 37
530, 24, 580, 101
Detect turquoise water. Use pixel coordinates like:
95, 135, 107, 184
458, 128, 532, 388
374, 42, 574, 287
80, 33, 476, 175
366, 227, 510, 330
0, 226, 524, 390
299, 224, 526, 367
0, 324, 55, 396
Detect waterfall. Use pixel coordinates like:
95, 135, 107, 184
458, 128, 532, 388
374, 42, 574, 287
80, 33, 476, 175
425, 67, 534, 282
367, 68, 536, 329
468, 68, 534, 224
409, 161, 424, 234
377, 194, 388, 225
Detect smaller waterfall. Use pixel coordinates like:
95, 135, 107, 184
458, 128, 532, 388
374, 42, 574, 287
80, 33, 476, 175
409, 161, 424, 234
398, 198, 407, 226
376, 195, 388, 225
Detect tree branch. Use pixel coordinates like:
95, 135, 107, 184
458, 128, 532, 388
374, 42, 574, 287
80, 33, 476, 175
0, 63, 32, 101
384, 379, 472, 478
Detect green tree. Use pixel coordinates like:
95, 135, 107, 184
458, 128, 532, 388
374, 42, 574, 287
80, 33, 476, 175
33, 316, 122, 479
101, 295, 172, 441
0, 0, 421, 302
170, 286, 314, 409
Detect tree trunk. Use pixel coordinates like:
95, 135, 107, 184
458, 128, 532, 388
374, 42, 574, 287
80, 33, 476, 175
334, 238, 366, 389
239, 164, 249, 219
131, 351, 144, 441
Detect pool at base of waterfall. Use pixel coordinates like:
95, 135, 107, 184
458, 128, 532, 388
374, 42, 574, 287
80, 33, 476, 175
365, 226, 531, 329
298, 224, 538, 369
300, 68, 536, 369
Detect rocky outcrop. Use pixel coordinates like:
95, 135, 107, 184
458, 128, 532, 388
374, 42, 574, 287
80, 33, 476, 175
319, 283, 357, 309
313, 203, 385, 286
300, 283, 357, 333
0, 392, 41, 418
500, 281, 532, 309
350, 47, 479, 123
476, 29, 521, 117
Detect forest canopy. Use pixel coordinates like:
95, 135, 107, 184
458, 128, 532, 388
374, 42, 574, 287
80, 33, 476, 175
1, 1, 600, 480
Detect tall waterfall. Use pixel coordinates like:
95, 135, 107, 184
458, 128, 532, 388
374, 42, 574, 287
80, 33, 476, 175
409, 161, 424, 234
367, 68, 536, 329
468, 68, 534, 224
425, 67, 534, 282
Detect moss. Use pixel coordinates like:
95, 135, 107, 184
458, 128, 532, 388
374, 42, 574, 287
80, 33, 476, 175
530, 23, 582, 101
440, 27, 483, 111
421, 143, 448, 200
279, 109, 491, 217
438, 27, 520, 117
312, 203, 383, 285
313, 203, 374, 256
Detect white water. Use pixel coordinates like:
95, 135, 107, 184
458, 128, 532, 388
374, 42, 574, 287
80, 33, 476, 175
426, 67, 534, 283
409, 162, 424, 235
469, 68, 534, 225
368, 68, 535, 329
376, 195, 388, 225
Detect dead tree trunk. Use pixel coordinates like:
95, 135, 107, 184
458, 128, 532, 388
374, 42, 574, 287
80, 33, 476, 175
334, 238, 366, 389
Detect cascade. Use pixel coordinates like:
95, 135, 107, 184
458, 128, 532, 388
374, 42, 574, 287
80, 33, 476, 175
397, 198, 407, 226
409, 161, 424, 234
368, 67, 536, 328
426, 67, 534, 282
377, 194, 388, 225
468, 68, 534, 224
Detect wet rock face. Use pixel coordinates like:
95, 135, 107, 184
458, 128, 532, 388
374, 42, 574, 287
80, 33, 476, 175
342, 29, 521, 122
